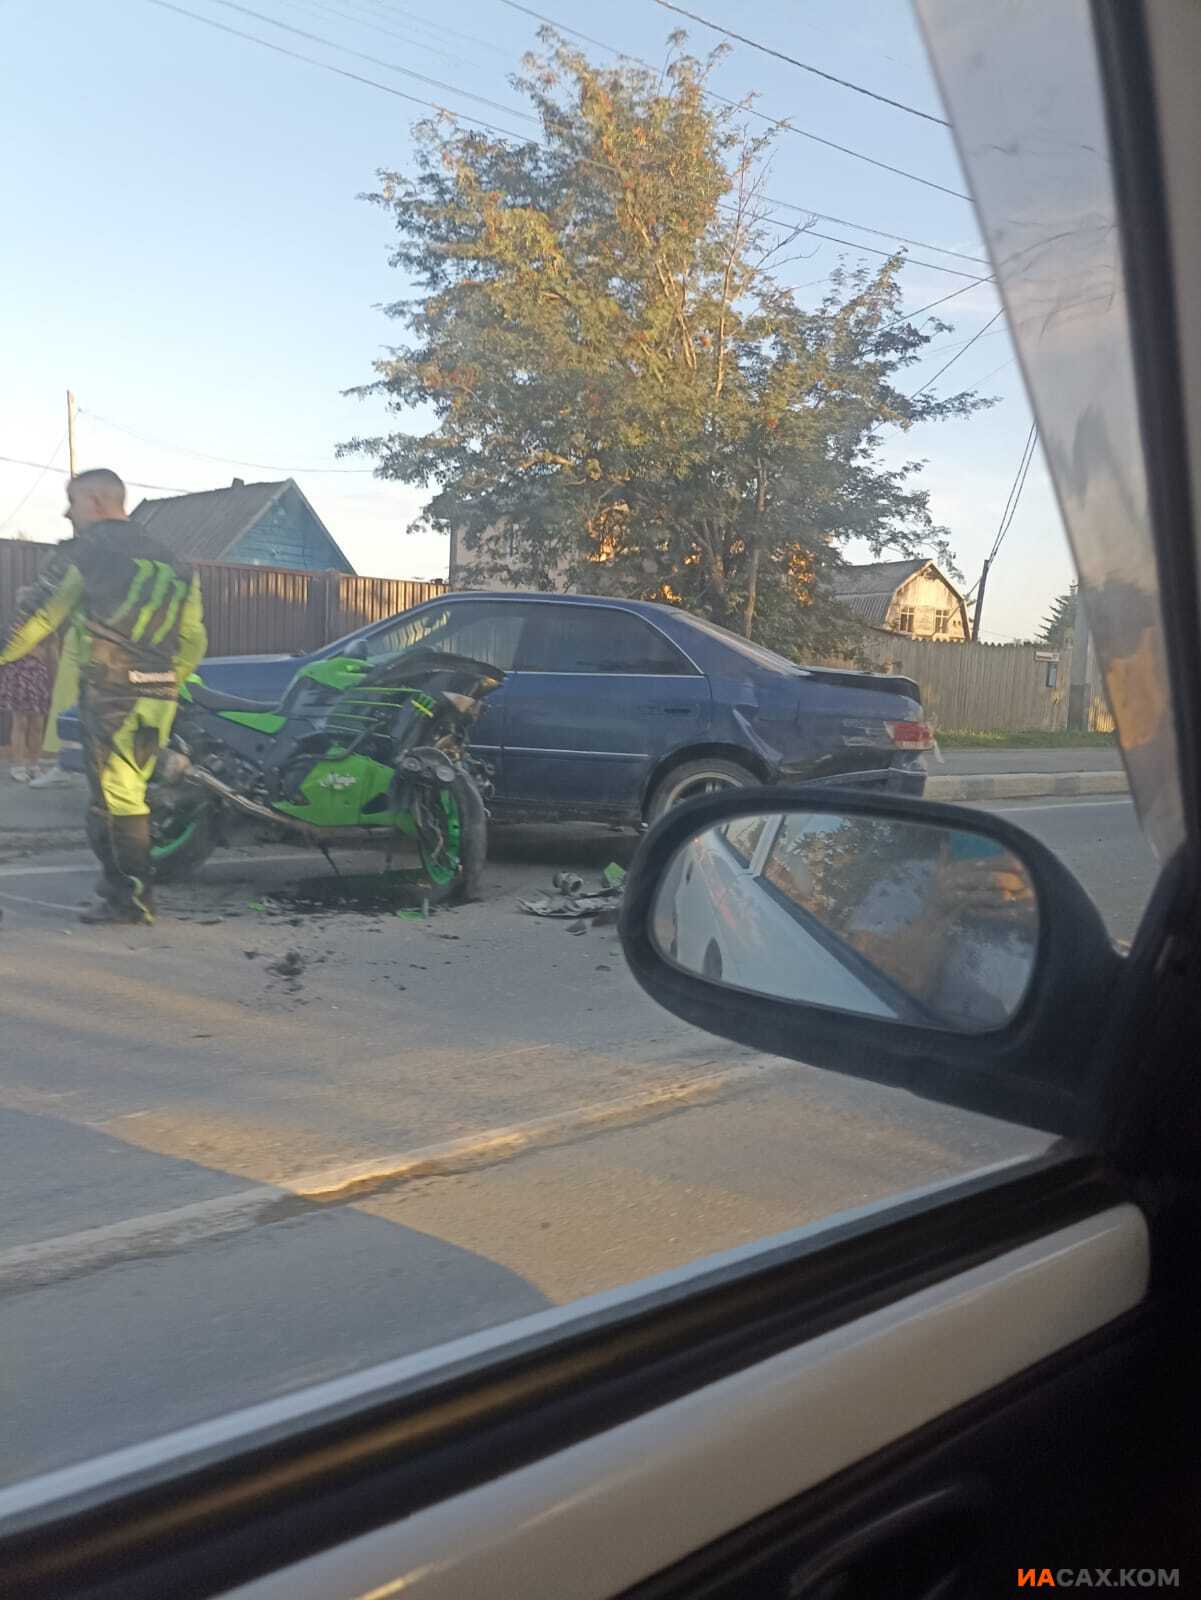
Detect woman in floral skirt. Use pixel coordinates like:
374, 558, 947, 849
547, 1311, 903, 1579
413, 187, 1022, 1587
0, 611, 53, 781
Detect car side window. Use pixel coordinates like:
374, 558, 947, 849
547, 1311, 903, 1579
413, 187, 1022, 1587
371, 602, 527, 672
720, 814, 769, 867
516, 605, 696, 674
761, 814, 825, 912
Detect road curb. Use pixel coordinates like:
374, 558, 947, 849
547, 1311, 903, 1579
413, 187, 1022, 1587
925, 770, 1128, 803
0, 1054, 787, 1294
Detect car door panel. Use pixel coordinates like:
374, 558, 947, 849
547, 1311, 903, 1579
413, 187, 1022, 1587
499, 606, 711, 815
501, 673, 711, 812
215, 1204, 1149, 1600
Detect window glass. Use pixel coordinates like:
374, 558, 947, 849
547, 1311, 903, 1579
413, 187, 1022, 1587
762, 813, 840, 911
681, 613, 805, 674
720, 813, 771, 867
517, 605, 694, 674
372, 602, 527, 673
0, 0, 1174, 1501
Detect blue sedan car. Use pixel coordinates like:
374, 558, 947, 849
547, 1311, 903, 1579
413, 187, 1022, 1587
59, 591, 930, 823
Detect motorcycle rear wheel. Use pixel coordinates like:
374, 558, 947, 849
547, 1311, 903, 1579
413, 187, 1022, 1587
149, 798, 218, 883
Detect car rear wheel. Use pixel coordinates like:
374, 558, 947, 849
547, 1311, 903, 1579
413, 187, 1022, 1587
646, 758, 758, 823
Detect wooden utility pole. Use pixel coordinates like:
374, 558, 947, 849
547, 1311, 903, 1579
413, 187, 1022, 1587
66, 390, 77, 478
970, 557, 990, 642
1067, 590, 1092, 731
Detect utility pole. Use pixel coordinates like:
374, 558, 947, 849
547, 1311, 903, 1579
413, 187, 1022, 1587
66, 390, 77, 478
971, 557, 990, 641
1067, 589, 1092, 731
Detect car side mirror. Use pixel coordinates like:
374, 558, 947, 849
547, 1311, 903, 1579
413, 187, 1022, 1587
342, 638, 370, 662
618, 787, 1124, 1136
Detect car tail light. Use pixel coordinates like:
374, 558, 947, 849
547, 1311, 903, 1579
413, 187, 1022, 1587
885, 720, 935, 751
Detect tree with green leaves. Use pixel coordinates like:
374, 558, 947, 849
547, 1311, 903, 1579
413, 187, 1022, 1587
1038, 586, 1077, 648
343, 34, 991, 653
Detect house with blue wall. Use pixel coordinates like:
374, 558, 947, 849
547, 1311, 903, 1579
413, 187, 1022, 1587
131, 478, 354, 572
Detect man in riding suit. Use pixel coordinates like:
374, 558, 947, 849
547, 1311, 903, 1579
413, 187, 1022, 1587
0, 469, 207, 925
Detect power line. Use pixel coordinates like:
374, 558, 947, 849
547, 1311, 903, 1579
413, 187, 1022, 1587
654, 0, 951, 127
972, 355, 1017, 387
920, 324, 1007, 358
889, 280, 996, 330
212, 0, 984, 267
756, 193, 987, 265
910, 306, 1005, 394
204, 0, 539, 124
970, 421, 1037, 640
145, 0, 535, 142
497, 0, 970, 200
150, 0, 983, 284
769, 224, 985, 281
363, 0, 511, 55
990, 423, 1038, 562
82, 410, 376, 474
0, 433, 68, 532
277, 0, 484, 70
0, 454, 196, 495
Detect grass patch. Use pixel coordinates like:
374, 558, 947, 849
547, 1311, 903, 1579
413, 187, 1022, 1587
937, 729, 1117, 749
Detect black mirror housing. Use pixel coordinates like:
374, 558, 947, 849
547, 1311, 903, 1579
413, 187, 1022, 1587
619, 786, 1123, 1137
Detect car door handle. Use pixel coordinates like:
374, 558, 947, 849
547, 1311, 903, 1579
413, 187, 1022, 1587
641, 704, 695, 715
787, 1485, 986, 1600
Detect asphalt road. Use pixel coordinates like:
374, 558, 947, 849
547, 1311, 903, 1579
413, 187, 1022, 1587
0, 798, 1156, 1486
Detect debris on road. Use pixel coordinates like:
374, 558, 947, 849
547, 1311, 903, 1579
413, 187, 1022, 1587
519, 862, 626, 928
269, 949, 305, 980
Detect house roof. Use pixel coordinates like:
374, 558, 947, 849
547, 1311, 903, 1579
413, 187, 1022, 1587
130, 477, 352, 569
833, 558, 963, 626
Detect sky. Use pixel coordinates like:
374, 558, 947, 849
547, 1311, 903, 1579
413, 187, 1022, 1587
0, 0, 1075, 640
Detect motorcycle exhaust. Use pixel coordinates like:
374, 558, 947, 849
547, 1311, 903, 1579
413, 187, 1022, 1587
184, 765, 322, 843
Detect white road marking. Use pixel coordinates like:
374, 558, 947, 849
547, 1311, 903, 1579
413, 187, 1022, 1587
0, 852, 310, 881
0, 890, 81, 913
0, 1054, 784, 1293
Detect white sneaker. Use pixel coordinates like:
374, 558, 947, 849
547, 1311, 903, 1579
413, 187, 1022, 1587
9, 766, 31, 783
28, 765, 75, 788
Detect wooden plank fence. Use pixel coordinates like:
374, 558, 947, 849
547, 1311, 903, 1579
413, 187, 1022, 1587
2, 536, 1114, 743
814, 631, 1114, 735
0, 537, 447, 749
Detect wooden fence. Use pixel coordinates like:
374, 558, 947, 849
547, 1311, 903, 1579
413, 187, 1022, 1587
0, 537, 447, 749
1, 537, 1116, 743
815, 631, 1115, 734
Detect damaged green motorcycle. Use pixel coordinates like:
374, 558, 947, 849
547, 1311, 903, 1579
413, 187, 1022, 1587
136, 646, 503, 902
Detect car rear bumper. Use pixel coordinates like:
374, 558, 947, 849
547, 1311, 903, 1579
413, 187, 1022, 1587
778, 764, 927, 798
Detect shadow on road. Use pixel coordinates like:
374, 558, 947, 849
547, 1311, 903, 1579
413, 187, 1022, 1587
0, 1104, 551, 1486
487, 822, 641, 870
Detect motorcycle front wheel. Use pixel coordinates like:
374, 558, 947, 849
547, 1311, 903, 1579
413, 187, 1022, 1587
413, 773, 486, 904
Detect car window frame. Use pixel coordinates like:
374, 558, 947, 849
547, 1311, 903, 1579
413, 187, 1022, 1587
513, 602, 703, 677
363, 598, 529, 674
717, 812, 779, 870
0, 1150, 1126, 1600
10, 4, 1201, 1595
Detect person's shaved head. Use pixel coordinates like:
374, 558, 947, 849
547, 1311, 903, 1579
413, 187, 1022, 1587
65, 468, 128, 532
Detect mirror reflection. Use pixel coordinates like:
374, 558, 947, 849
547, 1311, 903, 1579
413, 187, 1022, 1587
652, 811, 1040, 1033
